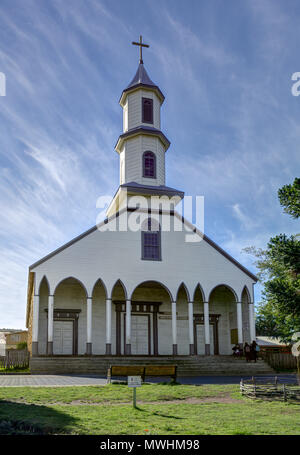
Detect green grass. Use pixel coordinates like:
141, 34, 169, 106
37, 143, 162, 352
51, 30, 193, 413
0, 383, 235, 404
0, 383, 299, 435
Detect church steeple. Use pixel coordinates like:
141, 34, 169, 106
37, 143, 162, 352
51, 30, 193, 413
115, 36, 169, 188
106, 37, 183, 218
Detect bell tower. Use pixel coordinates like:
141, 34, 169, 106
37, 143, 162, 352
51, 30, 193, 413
106, 36, 183, 218
115, 36, 170, 187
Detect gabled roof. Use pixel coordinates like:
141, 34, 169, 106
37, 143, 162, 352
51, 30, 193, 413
28, 207, 258, 282
120, 63, 165, 106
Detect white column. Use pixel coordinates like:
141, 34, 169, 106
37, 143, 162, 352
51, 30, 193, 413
249, 303, 256, 342
204, 301, 210, 355
172, 301, 177, 355
47, 295, 54, 355
237, 302, 243, 346
188, 301, 194, 355
32, 295, 39, 342
32, 294, 39, 356
106, 298, 112, 355
125, 299, 131, 354
106, 298, 112, 344
86, 296, 92, 355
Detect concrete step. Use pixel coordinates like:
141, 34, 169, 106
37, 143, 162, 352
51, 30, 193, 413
30, 355, 275, 376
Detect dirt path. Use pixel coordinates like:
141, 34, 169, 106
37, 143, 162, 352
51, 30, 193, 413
41, 395, 242, 406
3, 392, 243, 407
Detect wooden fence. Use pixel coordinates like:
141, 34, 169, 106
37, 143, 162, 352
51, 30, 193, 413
0, 349, 30, 369
240, 376, 300, 403
262, 351, 298, 370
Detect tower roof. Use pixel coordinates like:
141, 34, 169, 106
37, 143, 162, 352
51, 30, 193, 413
120, 63, 165, 106
126, 63, 156, 89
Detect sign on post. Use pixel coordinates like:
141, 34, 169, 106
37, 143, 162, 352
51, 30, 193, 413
128, 376, 142, 408
128, 376, 142, 387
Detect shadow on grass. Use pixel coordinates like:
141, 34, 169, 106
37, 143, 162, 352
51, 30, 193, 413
0, 399, 77, 435
133, 405, 184, 420
111, 380, 182, 387
157, 381, 181, 386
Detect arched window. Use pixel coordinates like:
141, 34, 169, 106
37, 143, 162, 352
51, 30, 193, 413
141, 218, 161, 261
142, 97, 153, 124
143, 151, 156, 178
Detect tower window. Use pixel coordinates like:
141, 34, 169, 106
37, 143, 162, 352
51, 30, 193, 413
141, 218, 161, 261
143, 151, 156, 178
142, 97, 153, 124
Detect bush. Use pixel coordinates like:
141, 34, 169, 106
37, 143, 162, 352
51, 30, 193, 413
16, 342, 27, 350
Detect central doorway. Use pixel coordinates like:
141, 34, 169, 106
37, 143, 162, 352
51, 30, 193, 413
129, 314, 150, 355
53, 320, 73, 355
193, 314, 220, 355
114, 301, 160, 356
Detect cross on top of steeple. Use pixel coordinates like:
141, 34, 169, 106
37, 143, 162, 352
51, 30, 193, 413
132, 35, 149, 64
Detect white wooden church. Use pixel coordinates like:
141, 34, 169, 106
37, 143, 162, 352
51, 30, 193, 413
26, 38, 258, 369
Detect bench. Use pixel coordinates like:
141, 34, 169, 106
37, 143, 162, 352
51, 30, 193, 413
107, 365, 177, 384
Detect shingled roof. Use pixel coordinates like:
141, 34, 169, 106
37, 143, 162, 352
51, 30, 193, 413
120, 63, 165, 105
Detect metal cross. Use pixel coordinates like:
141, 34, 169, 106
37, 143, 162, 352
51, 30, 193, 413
132, 35, 149, 64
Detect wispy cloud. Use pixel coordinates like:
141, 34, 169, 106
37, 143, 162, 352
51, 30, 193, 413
232, 204, 259, 231
0, 0, 299, 327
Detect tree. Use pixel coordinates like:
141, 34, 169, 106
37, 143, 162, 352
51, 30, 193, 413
245, 178, 300, 343
278, 177, 300, 219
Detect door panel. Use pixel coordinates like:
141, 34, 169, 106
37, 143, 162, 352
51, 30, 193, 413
53, 321, 73, 355
131, 315, 149, 355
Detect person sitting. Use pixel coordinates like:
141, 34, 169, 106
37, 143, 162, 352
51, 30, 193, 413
232, 344, 240, 356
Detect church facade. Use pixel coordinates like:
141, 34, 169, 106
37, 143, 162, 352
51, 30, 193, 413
26, 44, 257, 360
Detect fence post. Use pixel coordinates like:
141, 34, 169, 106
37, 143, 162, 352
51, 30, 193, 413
240, 379, 244, 395
283, 384, 287, 402
3, 349, 30, 370
107, 368, 111, 384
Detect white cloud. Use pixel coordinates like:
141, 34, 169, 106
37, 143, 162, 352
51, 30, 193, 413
232, 203, 259, 230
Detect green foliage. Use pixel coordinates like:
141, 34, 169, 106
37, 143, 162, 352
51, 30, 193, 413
245, 178, 300, 343
16, 342, 27, 350
0, 366, 30, 373
278, 177, 300, 219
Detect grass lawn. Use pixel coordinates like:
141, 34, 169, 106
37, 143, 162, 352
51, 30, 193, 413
0, 383, 299, 435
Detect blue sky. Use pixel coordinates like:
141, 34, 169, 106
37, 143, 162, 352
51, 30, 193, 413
0, 0, 299, 329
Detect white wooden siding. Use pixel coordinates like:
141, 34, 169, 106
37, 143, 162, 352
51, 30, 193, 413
125, 89, 161, 131
33, 210, 255, 310
123, 135, 165, 186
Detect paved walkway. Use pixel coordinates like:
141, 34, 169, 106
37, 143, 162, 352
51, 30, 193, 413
0, 375, 108, 387
0, 374, 297, 387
